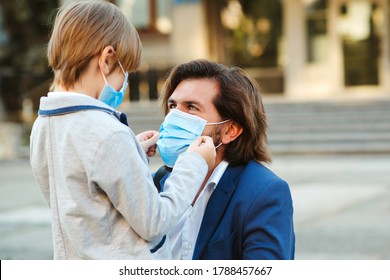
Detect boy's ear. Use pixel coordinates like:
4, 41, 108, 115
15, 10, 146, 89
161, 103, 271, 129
98, 46, 115, 75
221, 121, 243, 144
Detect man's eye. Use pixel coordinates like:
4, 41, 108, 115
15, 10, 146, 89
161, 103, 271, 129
168, 104, 177, 109
188, 105, 197, 111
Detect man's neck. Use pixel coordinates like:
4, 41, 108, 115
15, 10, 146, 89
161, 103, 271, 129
191, 157, 222, 206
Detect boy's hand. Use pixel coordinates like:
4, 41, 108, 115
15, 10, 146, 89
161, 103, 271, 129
136, 130, 160, 157
188, 136, 216, 170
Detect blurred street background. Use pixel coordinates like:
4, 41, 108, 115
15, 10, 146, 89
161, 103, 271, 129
1, 0, 390, 260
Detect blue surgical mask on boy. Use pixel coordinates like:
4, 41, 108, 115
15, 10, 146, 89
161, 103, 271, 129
156, 109, 229, 168
99, 61, 128, 109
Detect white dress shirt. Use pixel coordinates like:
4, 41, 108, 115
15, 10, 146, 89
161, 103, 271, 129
168, 160, 229, 259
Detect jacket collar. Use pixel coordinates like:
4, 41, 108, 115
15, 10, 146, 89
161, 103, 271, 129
38, 105, 113, 116
192, 164, 244, 259
37, 94, 128, 125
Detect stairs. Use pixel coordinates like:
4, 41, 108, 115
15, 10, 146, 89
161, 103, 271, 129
266, 98, 390, 155
122, 97, 390, 155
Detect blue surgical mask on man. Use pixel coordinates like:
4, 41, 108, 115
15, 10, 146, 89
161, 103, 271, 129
99, 61, 128, 109
156, 109, 230, 168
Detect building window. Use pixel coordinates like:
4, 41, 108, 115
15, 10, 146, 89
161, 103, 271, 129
305, 0, 328, 63
339, 1, 380, 86
118, 0, 172, 35
220, 0, 283, 68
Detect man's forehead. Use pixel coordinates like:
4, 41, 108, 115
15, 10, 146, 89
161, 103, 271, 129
169, 79, 218, 101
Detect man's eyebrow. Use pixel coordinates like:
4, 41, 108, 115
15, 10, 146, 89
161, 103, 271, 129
184, 100, 202, 107
168, 98, 203, 107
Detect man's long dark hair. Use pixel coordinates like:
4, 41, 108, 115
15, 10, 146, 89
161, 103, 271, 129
160, 59, 271, 165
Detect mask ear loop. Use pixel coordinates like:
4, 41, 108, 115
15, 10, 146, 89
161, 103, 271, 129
117, 60, 127, 76
100, 53, 127, 80
206, 119, 231, 126
99, 59, 109, 85
117, 61, 128, 91
208, 120, 231, 149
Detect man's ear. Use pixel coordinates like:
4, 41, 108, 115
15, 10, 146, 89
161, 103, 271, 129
98, 46, 116, 76
221, 121, 243, 144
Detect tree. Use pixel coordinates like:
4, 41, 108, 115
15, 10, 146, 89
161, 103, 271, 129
0, 0, 58, 121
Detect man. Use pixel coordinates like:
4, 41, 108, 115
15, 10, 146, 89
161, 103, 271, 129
154, 59, 295, 260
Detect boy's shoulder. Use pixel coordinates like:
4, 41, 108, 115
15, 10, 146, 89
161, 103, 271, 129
39, 93, 133, 135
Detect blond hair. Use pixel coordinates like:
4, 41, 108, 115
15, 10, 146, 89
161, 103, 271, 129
47, 0, 142, 90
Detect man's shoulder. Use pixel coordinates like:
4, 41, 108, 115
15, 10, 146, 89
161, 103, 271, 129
229, 160, 288, 190
230, 160, 278, 178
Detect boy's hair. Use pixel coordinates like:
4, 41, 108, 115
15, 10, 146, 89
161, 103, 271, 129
47, 0, 142, 90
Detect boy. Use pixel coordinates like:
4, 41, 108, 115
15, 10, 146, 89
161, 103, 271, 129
30, 0, 215, 259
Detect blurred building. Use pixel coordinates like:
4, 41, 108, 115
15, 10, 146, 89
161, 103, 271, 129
1, 0, 389, 158
1, 0, 389, 111
114, 0, 390, 98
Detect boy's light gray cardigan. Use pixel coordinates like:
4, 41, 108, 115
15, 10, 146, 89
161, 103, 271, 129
30, 93, 208, 259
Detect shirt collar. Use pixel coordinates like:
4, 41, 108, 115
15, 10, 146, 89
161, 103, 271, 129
205, 160, 229, 190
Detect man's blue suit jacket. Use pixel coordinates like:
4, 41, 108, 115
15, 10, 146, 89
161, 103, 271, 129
158, 160, 295, 260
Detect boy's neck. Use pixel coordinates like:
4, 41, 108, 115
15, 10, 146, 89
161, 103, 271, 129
53, 84, 97, 99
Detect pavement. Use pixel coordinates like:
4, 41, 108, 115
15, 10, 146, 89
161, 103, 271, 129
1, 153, 389, 260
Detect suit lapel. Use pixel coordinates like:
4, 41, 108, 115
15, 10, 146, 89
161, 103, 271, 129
192, 165, 243, 259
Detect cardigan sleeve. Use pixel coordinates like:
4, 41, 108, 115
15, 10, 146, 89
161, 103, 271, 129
91, 131, 208, 242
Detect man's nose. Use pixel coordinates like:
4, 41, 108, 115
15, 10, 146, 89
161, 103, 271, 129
175, 105, 186, 112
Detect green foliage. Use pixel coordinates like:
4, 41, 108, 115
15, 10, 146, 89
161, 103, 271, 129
0, 0, 58, 70
0, 0, 58, 120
